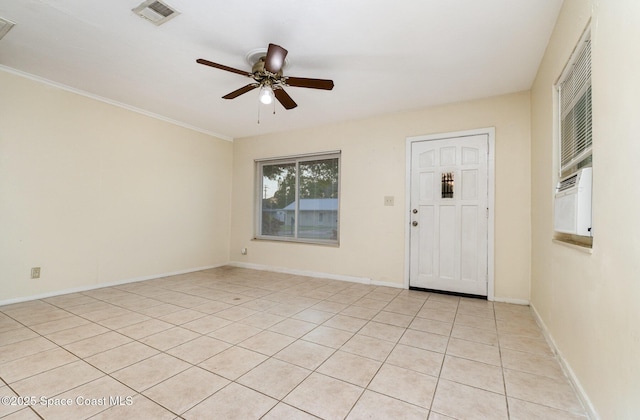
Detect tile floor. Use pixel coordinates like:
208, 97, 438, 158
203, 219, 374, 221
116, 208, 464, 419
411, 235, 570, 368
0, 267, 588, 419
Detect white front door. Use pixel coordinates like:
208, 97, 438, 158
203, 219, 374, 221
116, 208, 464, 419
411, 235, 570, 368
409, 134, 488, 296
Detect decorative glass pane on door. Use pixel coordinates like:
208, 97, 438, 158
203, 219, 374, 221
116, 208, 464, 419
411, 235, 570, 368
442, 172, 454, 198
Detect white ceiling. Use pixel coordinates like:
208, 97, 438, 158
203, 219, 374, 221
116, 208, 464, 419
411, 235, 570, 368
0, 0, 563, 140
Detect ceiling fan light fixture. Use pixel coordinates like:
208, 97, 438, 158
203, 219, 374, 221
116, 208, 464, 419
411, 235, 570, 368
259, 85, 274, 105
197, 42, 333, 111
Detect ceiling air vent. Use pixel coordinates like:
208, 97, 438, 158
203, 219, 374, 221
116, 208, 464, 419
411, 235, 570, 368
132, 0, 179, 26
0, 17, 16, 41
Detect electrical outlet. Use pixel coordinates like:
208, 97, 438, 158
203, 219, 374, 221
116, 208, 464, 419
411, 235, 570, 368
31, 267, 41, 279
384, 196, 394, 206
241, 247, 248, 255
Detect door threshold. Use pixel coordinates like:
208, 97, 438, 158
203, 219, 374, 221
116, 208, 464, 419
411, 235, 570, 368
409, 286, 487, 300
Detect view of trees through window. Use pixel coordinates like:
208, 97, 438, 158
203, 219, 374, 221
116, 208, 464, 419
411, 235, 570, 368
259, 155, 339, 243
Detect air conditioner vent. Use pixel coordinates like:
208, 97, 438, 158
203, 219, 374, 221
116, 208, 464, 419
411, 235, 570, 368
133, 0, 179, 26
0, 17, 16, 41
557, 174, 578, 192
554, 168, 592, 236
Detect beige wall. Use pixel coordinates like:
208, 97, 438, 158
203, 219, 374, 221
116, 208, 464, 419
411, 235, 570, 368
530, 0, 640, 417
0, 70, 233, 303
231, 92, 531, 301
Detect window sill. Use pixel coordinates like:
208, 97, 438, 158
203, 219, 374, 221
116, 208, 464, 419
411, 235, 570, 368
252, 237, 340, 247
552, 238, 593, 254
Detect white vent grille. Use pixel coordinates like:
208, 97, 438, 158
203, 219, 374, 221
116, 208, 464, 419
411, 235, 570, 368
557, 173, 578, 192
133, 0, 179, 26
0, 17, 16, 41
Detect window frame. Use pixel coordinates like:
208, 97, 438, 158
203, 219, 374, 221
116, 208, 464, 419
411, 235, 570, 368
553, 25, 594, 246
255, 151, 341, 245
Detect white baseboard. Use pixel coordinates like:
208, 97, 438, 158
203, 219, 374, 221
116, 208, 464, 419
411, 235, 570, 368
0, 264, 223, 307
530, 303, 599, 420
370, 279, 404, 289
491, 296, 530, 305
228, 261, 404, 289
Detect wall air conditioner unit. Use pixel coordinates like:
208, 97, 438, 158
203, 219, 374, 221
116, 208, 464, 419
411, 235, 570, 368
554, 167, 593, 236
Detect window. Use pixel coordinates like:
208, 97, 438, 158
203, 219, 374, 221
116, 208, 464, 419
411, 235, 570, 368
256, 152, 340, 244
558, 29, 592, 177
554, 27, 593, 245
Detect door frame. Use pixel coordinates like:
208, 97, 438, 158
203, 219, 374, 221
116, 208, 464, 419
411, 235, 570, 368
404, 127, 496, 300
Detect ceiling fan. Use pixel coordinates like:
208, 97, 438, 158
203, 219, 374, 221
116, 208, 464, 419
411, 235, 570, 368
196, 43, 334, 110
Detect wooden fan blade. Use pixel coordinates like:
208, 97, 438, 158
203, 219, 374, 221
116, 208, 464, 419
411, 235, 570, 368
285, 77, 334, 90
264, 44, 288, 74
222, 84, 258, 99
274, 88, 297, 110
196, 58, 252, 77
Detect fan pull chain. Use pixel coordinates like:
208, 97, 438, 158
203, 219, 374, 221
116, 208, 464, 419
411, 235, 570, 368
257, 98, 277, 124
257, 101, 261, 124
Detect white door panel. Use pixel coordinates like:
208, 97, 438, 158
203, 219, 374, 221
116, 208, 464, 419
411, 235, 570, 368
409, 135, 488, 296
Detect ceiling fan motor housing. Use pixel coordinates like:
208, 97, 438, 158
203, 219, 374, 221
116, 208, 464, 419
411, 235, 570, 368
252, 57, 283, 77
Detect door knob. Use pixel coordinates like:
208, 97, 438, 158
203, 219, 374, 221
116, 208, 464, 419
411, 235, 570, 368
412, 209, 418, 214
412, 221, 418, 227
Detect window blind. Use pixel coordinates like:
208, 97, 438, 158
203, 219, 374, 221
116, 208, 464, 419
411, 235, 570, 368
559, 38, 592, 173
